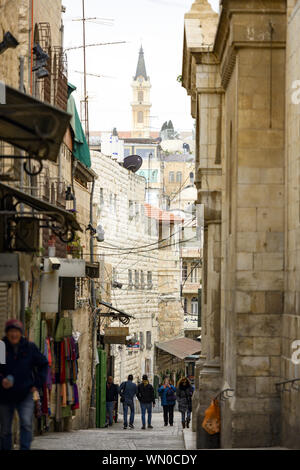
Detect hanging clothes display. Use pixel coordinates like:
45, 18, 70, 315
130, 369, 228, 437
37, 315, 80, 426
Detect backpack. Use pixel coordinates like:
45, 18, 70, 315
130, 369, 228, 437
166, 387, 176, 402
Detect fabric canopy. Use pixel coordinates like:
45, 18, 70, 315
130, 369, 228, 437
156, 337, 201, 360
67, 83, 91, 168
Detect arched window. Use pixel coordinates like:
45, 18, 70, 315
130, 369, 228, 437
169, 171, 175, 183
138, 91, 143, 102
138, 111, 143, 123
190, 172, 194, 184
191, 297, 198, 315
176, 171, 182, 183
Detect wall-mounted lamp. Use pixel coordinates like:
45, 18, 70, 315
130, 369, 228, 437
32, 43, 49, 79
65, 186, 76, 212
0, 32, 19, 55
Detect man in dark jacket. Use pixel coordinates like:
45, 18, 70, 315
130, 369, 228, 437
137, 374, 155, 430
119, 374, 137, 429
0, 319, 48, 450
105, 376, 119, 427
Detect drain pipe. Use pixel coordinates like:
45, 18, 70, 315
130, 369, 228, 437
89, 177, 97, 422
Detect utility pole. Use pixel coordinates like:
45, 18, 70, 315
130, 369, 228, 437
82, 0, 89, 145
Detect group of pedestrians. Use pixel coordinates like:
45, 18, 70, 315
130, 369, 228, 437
106, 373, 194, 430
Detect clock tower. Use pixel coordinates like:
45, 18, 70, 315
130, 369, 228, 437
131, 46, 151, 138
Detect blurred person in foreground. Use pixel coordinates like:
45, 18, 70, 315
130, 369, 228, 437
0, 319, 48, 450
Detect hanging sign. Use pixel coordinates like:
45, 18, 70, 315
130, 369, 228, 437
103, 327, 129, 344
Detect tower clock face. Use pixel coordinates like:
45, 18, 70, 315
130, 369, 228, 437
138, 77, 143, 83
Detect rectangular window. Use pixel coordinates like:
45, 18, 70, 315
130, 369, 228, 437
140, 270, 145, 289
182, 263, 188, 282
140, 332, 144, 350
112, 267, 117, 287
129, 200, 134, 219
191, 263, 198, 284
100, 188, 104, 207
146, 331, 152, 350
135, 269, 140, 289
147, 271, 153, 289
128, 269, 133, 289
145, 358, 151, 375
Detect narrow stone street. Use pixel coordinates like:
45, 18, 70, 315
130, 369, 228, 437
31, 412, 185, 451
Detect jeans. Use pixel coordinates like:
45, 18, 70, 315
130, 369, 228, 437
0, 392, 34, 450
141, 402, 152, 427
123, 400, 134, 427
181, 410, 191, 422
163, 404, 174, 425
106, 401, 115, 425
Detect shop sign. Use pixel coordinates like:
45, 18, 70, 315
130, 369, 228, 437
103, 327, 129, 344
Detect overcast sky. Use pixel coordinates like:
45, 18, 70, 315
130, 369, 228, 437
62, 0, 219, 133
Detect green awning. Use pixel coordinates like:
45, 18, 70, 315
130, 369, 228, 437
67, 83, 91, 168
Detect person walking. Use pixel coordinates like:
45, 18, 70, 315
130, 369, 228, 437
105, 376, 119, 427
158, 377, 176, 427
176, 377, 194, 429
137, 374, 155, 430
119, 374, 137, 430
0, 319, 48, 450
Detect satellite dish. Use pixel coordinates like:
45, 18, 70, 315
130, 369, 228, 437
123, 154, 142, 173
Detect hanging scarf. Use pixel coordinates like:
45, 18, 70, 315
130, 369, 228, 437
60, 341, 66, 384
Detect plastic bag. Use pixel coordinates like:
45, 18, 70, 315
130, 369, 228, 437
202, 399, 220, 435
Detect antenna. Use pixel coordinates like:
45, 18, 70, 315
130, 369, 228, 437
123, 155, 143, 173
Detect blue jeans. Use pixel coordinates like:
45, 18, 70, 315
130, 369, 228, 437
106, 401, 114, 425
123, 400, 134, 427
181, 410, 191, 423
0, 392, 34, 450
141, 402, 152, 427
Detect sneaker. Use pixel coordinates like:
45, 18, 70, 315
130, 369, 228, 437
170, 423, 173, 426
141, 425, 146, 430
148, 425, 153, 429
129, 424, 134, 429
164, 423, 168, 426
123, 426, 128, 430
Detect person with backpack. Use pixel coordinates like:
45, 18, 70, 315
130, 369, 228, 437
176, 377, 194, 429
158, 377, 176, 427
119, 374, 137, 429
137, 374, 155, 430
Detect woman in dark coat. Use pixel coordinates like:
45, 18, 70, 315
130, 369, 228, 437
176, 377, 194, 429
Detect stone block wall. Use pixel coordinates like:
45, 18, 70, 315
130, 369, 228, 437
282, 0, 300, 449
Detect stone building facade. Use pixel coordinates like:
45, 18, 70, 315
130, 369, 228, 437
91, 151, 160, 386
0, 0, 96, 435
182, 0, 300, 449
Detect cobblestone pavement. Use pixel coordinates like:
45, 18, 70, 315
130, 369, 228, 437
31, 412, 185, 450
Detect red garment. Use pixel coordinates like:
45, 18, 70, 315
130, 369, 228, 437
60, 341, 66, 383
46, 338, 52, 367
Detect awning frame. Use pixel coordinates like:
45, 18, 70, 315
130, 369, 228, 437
0, 84, 71, 176
96, 300, 134, 325
0, 182, 81, 248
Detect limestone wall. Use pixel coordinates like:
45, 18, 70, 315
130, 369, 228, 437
91, 151, 159, 385
282, 0, 300, 449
